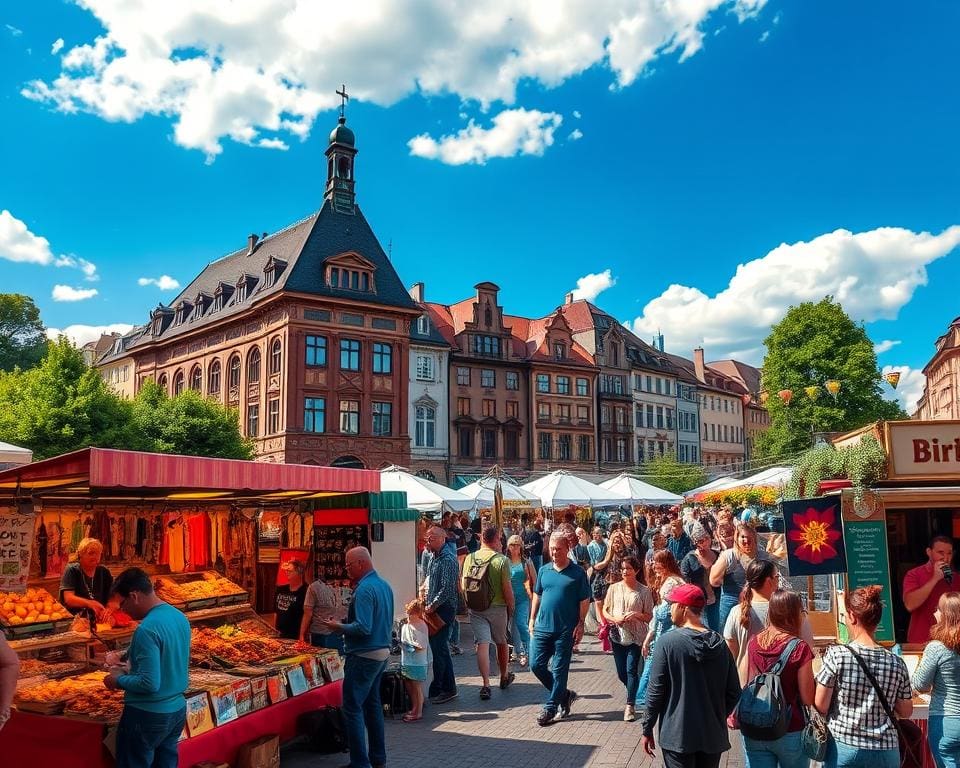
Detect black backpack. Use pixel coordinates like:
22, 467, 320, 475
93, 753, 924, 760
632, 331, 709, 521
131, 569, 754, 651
463, 552, 497, 612
297, 706, 348, 753
380, 666, 411, 719
737, 638, 801, 741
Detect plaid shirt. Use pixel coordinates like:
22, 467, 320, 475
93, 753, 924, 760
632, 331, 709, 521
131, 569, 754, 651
815, 642, 911, 750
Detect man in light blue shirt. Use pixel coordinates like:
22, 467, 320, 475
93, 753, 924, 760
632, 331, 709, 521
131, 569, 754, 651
105, 568, 190, 768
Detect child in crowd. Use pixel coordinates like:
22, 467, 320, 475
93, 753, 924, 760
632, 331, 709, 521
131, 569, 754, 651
401, 599, 429, 722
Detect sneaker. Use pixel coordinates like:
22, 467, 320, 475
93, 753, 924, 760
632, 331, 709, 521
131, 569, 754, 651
430, 691, 458, 705
559, 689, 578, 718
624, 705, 636, 722
537, 709, 556, 727
499, 672, 515, 690
479, 685, 492, 700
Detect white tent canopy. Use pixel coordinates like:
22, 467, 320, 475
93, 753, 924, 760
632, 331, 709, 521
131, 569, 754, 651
520, 470, 628, 508
598, 474, 683, 506
686, 466, 794, 497
685, 475, 742, 496
379, 466, 476, 513
458, 476, 541, 507
0, 441, 31, 466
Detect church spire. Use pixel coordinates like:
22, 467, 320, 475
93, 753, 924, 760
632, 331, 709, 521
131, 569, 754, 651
325, 84, 358, 214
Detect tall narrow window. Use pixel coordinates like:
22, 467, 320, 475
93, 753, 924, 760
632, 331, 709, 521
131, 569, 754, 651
536, 374, 550, 393
576, 378, 589, 397
246, 404, 259, 437
578, 435, 590, 461
481, 369, 495, 388
228, 355, 241, 389
306, 336, 327, 367
189, 366, 202, 391
372, 402, 392, 436
558, 434, 572, 461
304, 398, 325, 433
173, 370, 184, 395
247, 348, 261, 384
482, 429, 496, 459
270, 339, 282, 374
504, 431, 519, 460
459, 426, 473, 457
267, 398, 280, 433
538, 432, 552, 460
415, 405, 436, 447
340, 400, 360, 433
505, 372, 519, 390
208, 360, 221, 395
340, 339, 361, 371
372, 343, 392, 374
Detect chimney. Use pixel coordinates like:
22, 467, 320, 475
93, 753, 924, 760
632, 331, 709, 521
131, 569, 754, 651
247, 233, 259, 255
564, 292, 574, 304
409, 282, 425, 303
693, 347, 706, 383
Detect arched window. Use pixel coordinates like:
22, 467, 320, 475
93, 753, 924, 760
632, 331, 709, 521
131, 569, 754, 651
247, 348, 261, 384
208, 360, 221, 395
270, 339, 282, 374
228, 355, 241, 389
158, 373, 168, 392
189, 365, 202, 391
172, 370, 185, 395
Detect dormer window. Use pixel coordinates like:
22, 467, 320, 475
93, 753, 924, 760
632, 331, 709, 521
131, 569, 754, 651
263, 257, 287, 288
325, 252, 376, 293
191, 293, 211, 320
213, 282, 234, 312
417, 315, 430, 335
554, 342, 567, 360
173, 302, 192, 326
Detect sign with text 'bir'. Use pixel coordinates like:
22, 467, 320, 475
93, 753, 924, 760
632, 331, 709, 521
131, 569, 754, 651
885, 419, 960, 481
0, 510, 36, 591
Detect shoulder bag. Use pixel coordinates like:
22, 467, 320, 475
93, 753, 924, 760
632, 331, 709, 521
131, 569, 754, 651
847, 646, 924, 768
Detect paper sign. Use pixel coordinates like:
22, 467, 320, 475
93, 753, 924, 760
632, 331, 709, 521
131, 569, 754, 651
0, 511, 35, 591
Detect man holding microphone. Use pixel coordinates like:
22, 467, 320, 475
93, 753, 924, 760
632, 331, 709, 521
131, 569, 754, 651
903, 535, 955, 642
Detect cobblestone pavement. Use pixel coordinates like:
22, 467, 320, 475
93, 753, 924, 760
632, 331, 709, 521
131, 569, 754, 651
283, 623, 745, 768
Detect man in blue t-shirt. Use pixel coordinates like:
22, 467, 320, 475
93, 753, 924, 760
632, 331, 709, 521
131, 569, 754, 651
528, 531, 591, 727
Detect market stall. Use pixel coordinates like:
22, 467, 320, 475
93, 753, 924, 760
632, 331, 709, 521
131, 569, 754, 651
520, 469, 628, 527
598, 473, 683, 507
0, 447, 393, 767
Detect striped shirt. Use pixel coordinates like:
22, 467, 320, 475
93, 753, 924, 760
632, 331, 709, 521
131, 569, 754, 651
911, 640, 960, 716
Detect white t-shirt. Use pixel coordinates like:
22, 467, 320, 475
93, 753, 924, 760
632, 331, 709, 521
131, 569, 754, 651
723, 600, 815, 682
401, 620, 429, 667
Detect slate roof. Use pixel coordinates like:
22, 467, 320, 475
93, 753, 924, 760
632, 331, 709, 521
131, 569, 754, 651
410, 303, 451, 348
99, 200, 417, 363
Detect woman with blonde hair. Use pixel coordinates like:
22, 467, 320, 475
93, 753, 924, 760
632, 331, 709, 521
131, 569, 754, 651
636, 550, 684, 709
60, 537, 115, 623
710, 523, 772, 633
506, 534, 537, 667
912, 591, 960, 767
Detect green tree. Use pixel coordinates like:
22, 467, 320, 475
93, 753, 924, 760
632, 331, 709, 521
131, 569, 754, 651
757, 297, 906, 459
634, 454, 708, 495
131, 380, 254, 460
0, 294, 46, 371
0, 337, 137, 458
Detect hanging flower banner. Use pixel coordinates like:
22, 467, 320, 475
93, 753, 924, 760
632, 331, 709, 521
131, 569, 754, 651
781, 496, 848, 576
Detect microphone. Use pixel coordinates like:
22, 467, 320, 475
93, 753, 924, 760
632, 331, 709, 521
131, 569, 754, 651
943, 564, 953, 584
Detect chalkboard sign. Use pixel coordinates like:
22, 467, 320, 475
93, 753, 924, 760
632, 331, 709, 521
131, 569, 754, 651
313, 524, 369, 588
841, 490, 895, 642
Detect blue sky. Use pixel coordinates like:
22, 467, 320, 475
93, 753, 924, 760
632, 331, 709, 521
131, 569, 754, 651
1, 0, 958, 410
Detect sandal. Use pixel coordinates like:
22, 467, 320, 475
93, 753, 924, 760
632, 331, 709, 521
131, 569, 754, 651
499, 672, 515, 690
402, 713, 422, 722
479, 685, 492, 700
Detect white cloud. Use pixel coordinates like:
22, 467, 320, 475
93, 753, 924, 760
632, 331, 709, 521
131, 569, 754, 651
46, 323, 134, 347
51, 38, 64, 54
568, 128, 584, 141
408, 108, 563, 165
257, 138, 288, 150
882, 365, 925, 415
138, 275, 180, 290
628, 225, 960, 363
571, 269, 617, 302
573, 110, 582, 119
52, 284, 99, 302
22, 0, 768, 159
758, 30, 770, 43
873, 339, 901, 355
0, 210, 98, 279
5, 24, 22, 37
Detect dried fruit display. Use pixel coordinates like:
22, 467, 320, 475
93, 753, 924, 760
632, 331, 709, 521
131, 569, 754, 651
16, 671, 108, 705
155, 573, 246, 604
17, 659, 88, 679
0, 588, 70, 626
191, 626, 287, 666
64, 688, 125, 721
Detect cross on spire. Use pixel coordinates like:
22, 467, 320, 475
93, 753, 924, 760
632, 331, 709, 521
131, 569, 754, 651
336, 84, 349, 118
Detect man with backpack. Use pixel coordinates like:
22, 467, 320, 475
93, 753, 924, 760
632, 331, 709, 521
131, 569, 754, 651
462, 526, 516, 700
641, 583, 740, 768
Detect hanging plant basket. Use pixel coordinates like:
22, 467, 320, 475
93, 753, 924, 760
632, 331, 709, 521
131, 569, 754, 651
786, 436, 886, 503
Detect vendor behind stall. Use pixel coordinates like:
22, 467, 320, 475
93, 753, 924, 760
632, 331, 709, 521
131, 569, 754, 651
903, 535, 955, 643
60, 537, 116, 622
274, 559, 307, 640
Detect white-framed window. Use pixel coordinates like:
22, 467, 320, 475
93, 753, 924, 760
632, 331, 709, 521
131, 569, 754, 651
416, 355, 434, 381
415, 405, 436, 448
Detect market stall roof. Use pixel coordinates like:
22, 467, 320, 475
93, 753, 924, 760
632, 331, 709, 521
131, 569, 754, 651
458, 476, 541, 507
0, 441, 31, 466
598, 474, 683, 506
378, 466, 476, 513
735, 466, 793, 488
520, 470, 628, 508
0, 447, 380, 502
685, 475, 742, 496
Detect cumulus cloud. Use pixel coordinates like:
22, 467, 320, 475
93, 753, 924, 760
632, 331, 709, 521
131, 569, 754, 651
408, 108, 562, 165
138, 275, 180, 290
51, 38, 64, 54
0, 209, 98, 279
873, 339, 901, 355
46, 323, 134, 347
882, 365, 925, 415
628, 225, 960, 363
571, 269, 617, 302
52, 284, 99, 302
568, 128, 584, 141
22, 0, 767, 159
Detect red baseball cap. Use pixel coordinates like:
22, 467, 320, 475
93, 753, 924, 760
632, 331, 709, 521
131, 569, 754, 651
667, 583, 706, 608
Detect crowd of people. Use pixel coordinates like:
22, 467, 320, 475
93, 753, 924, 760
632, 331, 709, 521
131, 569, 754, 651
2, 507, 960, 768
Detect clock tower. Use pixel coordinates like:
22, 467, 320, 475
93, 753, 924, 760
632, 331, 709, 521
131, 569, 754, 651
325, 85, 358, 214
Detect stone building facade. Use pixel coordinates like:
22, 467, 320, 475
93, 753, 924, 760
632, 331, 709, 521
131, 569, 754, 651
916, 316, 960, 419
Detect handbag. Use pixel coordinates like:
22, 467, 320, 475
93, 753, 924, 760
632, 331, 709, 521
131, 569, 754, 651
847, 646, 924, 768
423, 610, 446, 637
800, 706, 831, 762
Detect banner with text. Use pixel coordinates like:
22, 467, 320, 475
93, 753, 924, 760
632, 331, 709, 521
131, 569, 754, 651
0, 510, 36, 592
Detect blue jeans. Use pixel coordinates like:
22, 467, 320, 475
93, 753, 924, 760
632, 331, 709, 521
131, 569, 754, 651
611, 641, 643, 704
311, 632, 345, 653
704, 600, 720, 632
824, 739, 900, 768
511, 597, 531, 657
428, 603, 457, 697
929, 715, 960, 768
742, 730, 808, 768
530, 629, 574, 714
718, 592, 739, 634
450, 615, 461, 645
342, 654, 388, 768
531, 555, 543, 571
116, 705, 186, 768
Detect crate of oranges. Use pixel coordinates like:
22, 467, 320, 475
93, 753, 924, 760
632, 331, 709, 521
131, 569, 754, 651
0, 587, 73, 639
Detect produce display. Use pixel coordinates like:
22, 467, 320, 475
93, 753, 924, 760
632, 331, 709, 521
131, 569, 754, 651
64, 688, 125, 721
190, 626, 288, 666
155, 573, 246, 604
17, 659, 88, 679
0, 588, 70, 626
15, 671, 108, 707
